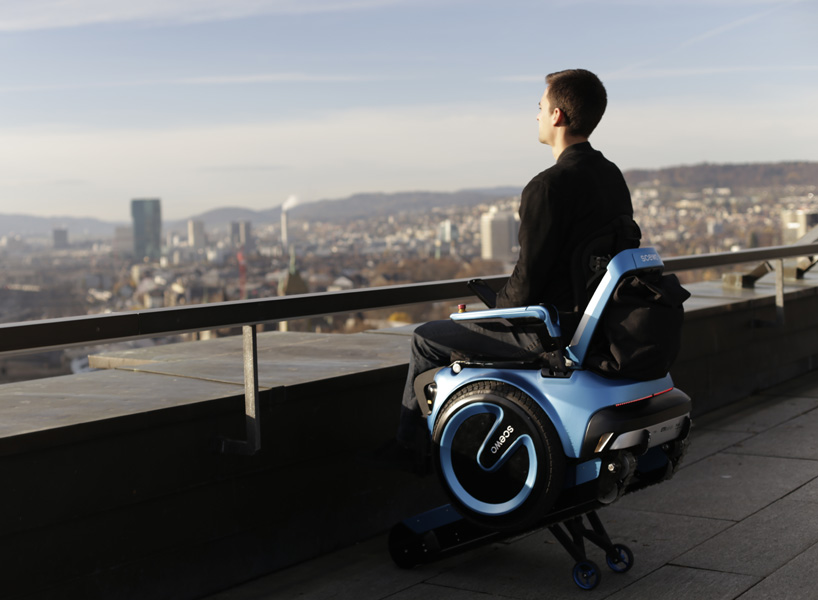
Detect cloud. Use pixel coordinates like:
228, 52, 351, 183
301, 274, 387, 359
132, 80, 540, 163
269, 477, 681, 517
492, 75, 544, 84
0, 104, 541, 219
178, 73, 370, 85
605, 64, 818, 81
674, 0, 801, 49
2, 93, 816, 220
594, 92, 818, 170
0, 72, 372, 94
0, 0, 413, 32
197, 164, 288, 173
605, 0, 808, 81
495, 64, 818, 85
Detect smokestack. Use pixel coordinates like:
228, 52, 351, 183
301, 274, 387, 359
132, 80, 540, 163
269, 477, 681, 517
281, 195, 298, 249
281, 208, 288, 249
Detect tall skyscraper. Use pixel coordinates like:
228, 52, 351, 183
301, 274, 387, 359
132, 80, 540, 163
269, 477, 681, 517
131, 198, 162, 262
480, 206, 517, 262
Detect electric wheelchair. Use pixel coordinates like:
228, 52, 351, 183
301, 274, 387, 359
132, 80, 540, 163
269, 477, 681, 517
388, 246, 691, 590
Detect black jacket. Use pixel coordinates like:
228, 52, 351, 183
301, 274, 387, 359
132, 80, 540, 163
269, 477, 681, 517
496, 142, 635, 312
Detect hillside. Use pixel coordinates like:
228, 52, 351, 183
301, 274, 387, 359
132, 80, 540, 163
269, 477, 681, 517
0, 214, 124, 239
2, 161, 816, 238
624, 161, 818, 190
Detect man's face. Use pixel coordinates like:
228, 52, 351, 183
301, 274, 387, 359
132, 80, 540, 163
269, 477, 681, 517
537, 88, 555, 146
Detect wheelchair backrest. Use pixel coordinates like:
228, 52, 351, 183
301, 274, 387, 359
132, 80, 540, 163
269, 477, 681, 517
565, 247, 663, 366
568, 215, 641, 314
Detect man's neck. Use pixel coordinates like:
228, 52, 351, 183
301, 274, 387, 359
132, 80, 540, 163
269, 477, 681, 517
552, 135, 589, 160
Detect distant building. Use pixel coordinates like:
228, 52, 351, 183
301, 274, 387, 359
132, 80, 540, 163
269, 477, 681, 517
781, 209, 818, 244
188, 219, 205, 250
52, 228, 68, 249
278, 249, 309, 332
230, 220, 254, 251
0, 235, 26, 253
113, 226, 134, 257
438, 219, 458, 243
435, 219, 459, 259
480, 207, 517, 262
239, 221, 253, 251
131, 198, 162, 262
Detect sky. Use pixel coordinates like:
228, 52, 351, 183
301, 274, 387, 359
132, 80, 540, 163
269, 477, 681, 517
0, 0, 815, 221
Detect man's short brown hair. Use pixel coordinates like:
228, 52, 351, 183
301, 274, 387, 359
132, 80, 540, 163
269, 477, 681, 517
545, 69, 607, 138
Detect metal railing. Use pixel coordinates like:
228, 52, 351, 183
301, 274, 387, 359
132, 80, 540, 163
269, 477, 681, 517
3, 242, 818, 453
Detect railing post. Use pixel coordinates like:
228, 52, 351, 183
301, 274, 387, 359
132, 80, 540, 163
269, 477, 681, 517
774, 259, 785, 326
220, 324, 262, 455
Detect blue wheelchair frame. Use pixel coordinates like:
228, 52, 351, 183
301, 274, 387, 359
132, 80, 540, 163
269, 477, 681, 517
389, 248, 691, 590
436, 247, 682, 467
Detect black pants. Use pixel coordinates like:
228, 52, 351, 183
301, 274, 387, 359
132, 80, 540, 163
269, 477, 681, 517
397, 319, 544, 447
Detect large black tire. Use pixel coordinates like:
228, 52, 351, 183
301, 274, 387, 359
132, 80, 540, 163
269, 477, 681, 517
431, 381, 565, 532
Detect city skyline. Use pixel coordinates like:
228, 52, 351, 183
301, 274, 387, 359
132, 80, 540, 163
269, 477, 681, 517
0, 0, 816, 221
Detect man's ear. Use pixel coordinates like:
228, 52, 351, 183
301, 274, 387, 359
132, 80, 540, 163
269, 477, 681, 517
552, 107, 567, 126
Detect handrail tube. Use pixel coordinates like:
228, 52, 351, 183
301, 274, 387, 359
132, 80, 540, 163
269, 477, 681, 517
663, 242, 818, 272
0, 276, 505, 357
2, 243, 818, 358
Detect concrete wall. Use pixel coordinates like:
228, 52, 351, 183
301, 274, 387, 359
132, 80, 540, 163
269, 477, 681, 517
0, 332, 448, 600
672, 277, 818, 416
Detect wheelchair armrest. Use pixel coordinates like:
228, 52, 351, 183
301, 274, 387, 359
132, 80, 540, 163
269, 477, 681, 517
450, 305, 562, 340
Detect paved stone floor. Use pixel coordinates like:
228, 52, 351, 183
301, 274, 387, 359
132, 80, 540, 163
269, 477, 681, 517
204, 369, 818, 600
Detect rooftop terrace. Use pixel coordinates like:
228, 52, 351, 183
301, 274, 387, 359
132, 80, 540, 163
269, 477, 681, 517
4, 247, 818, 599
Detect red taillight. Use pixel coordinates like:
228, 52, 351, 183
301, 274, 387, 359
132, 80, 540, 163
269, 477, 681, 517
615, 387, 673, 408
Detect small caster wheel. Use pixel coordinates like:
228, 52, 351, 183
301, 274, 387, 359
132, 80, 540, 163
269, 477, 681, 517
606, 543, 634, 573
572, 560, 601, 590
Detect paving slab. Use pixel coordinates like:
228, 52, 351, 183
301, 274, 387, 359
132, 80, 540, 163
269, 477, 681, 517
200, 529, 498, 600
674, 499, 818, 577
783, 475, 818, 504
758, 369, 818, 398
728, 407, 818, 460
425, 507, 732, 600
736, 541, 818, 600
616, 453, 818, 521
695, 395, 818, 435
389, 583, 507, 600
606, 565, 758, 600
424, 529, 599, 600
683, 428, 753, 466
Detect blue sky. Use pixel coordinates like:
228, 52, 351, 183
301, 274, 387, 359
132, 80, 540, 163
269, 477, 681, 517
0, 0, 815, 221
